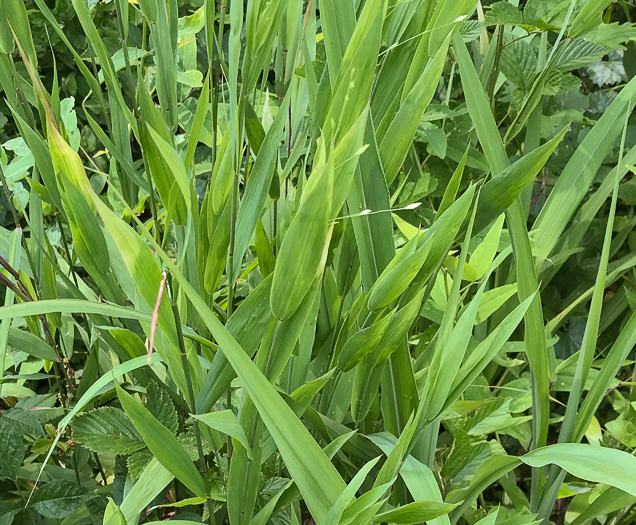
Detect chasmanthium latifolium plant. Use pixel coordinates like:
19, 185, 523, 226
0, 0, 635, 524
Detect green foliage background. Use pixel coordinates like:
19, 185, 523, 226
0, 0, 636, 524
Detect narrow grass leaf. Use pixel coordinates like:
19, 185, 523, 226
117, 386, 206, 498
373, 501, 458, 523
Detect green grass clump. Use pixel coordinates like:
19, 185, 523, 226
0, 1, 636, 524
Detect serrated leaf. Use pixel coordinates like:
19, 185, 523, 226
587, 59, 626, 86
2, 407, 44, 437
586, 22, 636, 50
485, 2, 525, 27
72, 407, 145, 455
461, 20, 484, 43
554, 39, 609, 71
145, 380, 178, 435
543, 69, 582, 95
177, 430, 214, 462
0, 419, 25, 480
30, 480, 92, 518
31, 438, 57, 456
500, 39, 537, 91
127, 449, 153, 482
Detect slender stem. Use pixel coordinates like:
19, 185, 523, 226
114, 0, 137, 108
272, 200, 278, 256
7, 55, 35, 126
141, 149, 160, 242
226, 141, 246, 317
0, 252, 21, 282
57, 217, 79, 286
93, 452, 107, 485
0, 163, 23, 234
169, 276, 216, 525
487, 26, 504, 105
326, 247, 355, 358
72, 453, 82, 485
226, 388, 233, 460
212, 0, 228, 170
0, 273, 28, 305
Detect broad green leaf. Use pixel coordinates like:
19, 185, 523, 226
270, 141, 332, 320
521, 444, 636, 497
370, 433, 451, 525
427, 0, 478, 55
184, 72, 210, 170
89, 196, 190, 394
117, 386, 206, 498
196, 275, 274, 413
447, 454, 521, 519
373, 501, 458, 523
475, 284, 518, 324
570, 487, 636, 525
475, 509, 499, 525
120, 459, 173, 524
437, 147, 468, 218
3, 0, 37, 64
0, 419, 24, 480
380, 37, 451, 184
251, 479, 294, 525
338, 312, 393, 371
30, 480, 92, 519
347, 117, 395, 291
146, 126, 191, 217
148, 0, 178, 129
145, 380, 178, 434
568, 0, 613, 37
320, 0, 356, 75
446, 294, 535, 412
72, 407, 145, 455
469, 214, 504, 279
366, 289, 425, 369
423, 200, 480, 420
193, 410, 253, 459
103, 499, 129, 525
368, 235, 428, 311
325, 456, 381, 525
323, 0, 384, 139
0, 299, 148, 323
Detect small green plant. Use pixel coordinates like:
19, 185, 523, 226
0, 1, 635, 524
